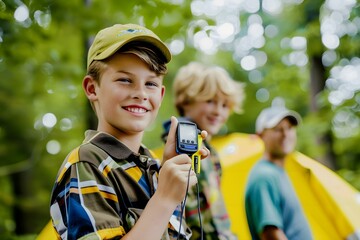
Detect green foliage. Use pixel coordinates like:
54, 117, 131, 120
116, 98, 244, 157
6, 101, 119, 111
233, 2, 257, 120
338, 168, 360, 191
0, 0, 359, 238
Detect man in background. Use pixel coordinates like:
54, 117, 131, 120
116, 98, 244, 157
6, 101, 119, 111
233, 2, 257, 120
245, 106, 313, 240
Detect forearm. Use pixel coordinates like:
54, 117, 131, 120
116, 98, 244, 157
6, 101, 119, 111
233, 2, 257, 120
122, 192, 178, 240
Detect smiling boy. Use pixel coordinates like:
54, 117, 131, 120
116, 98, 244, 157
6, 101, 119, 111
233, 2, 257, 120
50, 24, 208, 240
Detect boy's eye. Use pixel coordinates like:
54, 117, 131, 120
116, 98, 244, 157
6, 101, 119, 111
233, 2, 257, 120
117, 78, 131, 83
146, 81, 159, 87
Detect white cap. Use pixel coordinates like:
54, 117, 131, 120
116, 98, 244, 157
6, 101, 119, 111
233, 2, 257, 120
255, 107, 301, 134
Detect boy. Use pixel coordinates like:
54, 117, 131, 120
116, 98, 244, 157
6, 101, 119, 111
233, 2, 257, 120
162, 62, 245, 239
50, 24, 208, 240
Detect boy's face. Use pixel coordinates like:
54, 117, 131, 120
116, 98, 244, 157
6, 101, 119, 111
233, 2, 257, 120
260, 118, 297, 159
183, 93, 230, 137
88, 53, 165, 139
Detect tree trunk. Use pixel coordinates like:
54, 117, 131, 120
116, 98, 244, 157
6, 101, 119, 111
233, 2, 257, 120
309, 56, 337, 170
303, 0, 337, 170
11, 170, 34, 234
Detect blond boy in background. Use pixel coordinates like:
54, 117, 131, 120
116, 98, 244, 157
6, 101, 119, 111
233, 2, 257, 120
162, 62, 245, 239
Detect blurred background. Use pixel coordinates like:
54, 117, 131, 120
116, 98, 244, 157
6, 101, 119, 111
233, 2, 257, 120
0, 0, 359, 238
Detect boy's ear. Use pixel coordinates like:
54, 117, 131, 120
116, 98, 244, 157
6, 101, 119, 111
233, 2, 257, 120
83, 75, 97, 101
161, 85, 165, 101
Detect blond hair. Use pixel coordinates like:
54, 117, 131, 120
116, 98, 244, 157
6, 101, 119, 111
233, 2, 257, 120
173, 62, 245, 116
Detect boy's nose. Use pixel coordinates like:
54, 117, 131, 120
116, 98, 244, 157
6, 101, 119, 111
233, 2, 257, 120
213, 103, 223, 114
132, 85, 148, 100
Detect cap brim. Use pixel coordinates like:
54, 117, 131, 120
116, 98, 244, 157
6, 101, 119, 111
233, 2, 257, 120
267, 112, 300, 128
256, 109, 301, 134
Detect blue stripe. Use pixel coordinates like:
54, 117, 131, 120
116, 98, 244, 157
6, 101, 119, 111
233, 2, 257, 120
58, 178, 79, 198
67, 191, 95, 239
138, 175, 151, 196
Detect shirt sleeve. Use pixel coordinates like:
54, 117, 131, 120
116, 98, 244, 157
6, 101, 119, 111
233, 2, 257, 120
248, 176, 283, 235
50, 161, 125, 240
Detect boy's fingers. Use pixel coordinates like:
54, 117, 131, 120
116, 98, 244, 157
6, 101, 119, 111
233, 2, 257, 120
166, 116, 178, 145
200, 130, 208, 140
199, 147, 210, 159
168, 154, 191, 165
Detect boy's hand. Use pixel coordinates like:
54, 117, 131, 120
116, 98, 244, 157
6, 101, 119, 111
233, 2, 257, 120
156, 116, 210, 205
156, 154, 196, 205
162, 116, 210, 164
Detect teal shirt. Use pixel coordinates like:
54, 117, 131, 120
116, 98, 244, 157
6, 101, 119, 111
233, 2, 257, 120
245, 160, 313, 240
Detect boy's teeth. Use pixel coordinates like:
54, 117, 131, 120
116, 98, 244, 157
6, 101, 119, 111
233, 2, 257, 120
128, 107, 146, 113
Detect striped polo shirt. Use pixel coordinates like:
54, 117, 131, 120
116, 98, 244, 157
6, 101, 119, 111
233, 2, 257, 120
50, 130, 191, 239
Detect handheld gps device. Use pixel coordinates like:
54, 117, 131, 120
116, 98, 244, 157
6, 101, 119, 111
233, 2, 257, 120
176, 121, 202, 174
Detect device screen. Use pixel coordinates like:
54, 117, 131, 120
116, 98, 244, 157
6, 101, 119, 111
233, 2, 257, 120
179, 123, 197, 143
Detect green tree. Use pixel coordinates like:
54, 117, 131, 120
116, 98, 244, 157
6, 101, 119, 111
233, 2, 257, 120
0, 0, 359, 238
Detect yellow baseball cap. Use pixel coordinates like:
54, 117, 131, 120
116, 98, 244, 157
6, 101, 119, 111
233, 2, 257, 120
87, 23, 172, 68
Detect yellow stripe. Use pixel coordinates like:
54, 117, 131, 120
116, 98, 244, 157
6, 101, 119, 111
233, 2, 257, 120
69, 188, 79, 194
77, 186, 119, 202
125, 166, 142, 182
78, 226, 126, 240
102, 165, 112, 177
67, 147, 80, 164
97, 226, 126, 239
57, 168, 68, 183
57, 147, 80, 182
99, 191, 118, 202
81, 186, 99, 194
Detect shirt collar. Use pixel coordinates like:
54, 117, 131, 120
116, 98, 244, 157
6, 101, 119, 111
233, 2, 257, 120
83, 130, 152, 162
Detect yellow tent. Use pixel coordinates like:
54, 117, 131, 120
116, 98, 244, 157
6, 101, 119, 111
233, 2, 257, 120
37, 132, 360, 239
36, 220, 57, 240
212, 132, 360, 240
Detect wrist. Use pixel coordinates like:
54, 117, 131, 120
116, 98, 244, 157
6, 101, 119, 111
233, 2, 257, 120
152, 189, 179, 210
